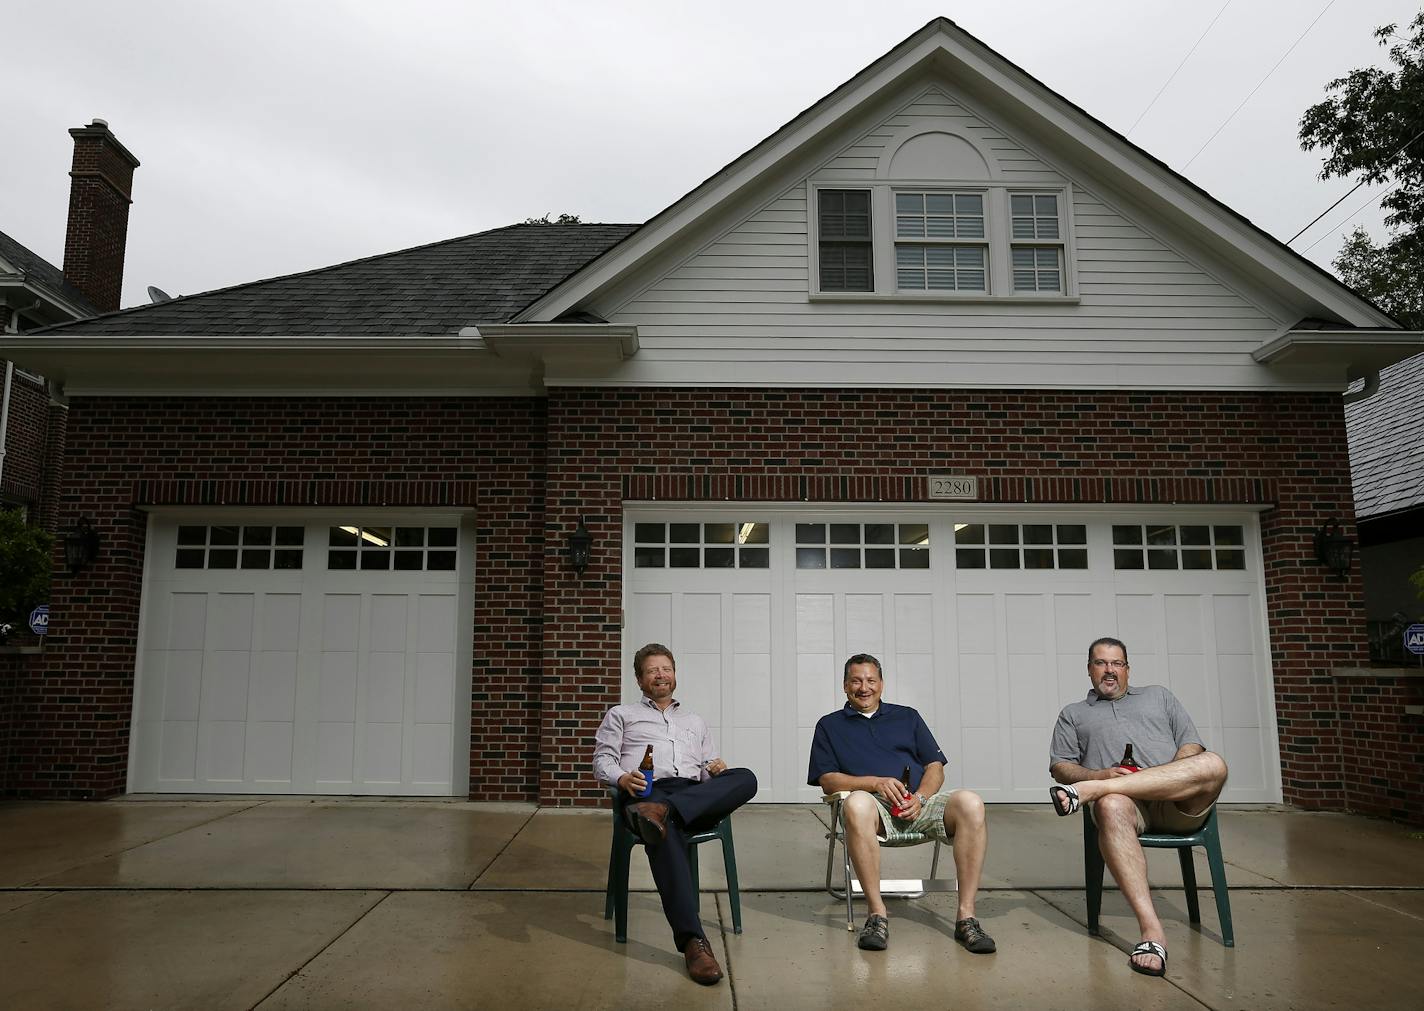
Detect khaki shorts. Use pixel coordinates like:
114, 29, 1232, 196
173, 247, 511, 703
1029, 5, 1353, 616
858, 788, 958, 845
1087, 798, 1212, 835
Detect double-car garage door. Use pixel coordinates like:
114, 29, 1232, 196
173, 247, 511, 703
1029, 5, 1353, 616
625, 507, 1281, 804
129, 513, 473, 795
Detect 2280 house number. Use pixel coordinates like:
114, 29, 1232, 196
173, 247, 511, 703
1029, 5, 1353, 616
928, 475, 978, 500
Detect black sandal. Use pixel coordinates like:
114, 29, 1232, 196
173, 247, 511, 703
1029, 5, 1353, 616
857, 914, 889, 950
1049, 783, 1080, 816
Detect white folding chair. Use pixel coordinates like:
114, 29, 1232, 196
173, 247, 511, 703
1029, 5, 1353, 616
822, 791, 956, 930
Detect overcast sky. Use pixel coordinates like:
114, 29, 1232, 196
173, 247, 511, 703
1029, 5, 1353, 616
3, 0, 1419, 309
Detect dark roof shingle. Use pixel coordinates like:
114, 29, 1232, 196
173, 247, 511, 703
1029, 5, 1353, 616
1345, 352, 1424, 519
0, 229, 101, 315
35, 222, 638, 337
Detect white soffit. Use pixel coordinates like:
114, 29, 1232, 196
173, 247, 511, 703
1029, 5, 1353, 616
1253, 331, 1424, 371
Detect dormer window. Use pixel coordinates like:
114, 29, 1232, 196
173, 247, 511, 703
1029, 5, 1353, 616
809, 181, 1075, 300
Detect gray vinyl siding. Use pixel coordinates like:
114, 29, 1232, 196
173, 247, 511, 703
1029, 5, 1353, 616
595, 88, 1288, 390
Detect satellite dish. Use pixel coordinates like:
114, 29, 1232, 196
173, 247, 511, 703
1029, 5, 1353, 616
147, 285, 173, 304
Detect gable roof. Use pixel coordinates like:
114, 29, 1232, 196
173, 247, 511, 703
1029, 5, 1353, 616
1346, 352, 1424, 520
515, 17, 1398, 331
34, 222, 638, 337
0, 228, 100, 317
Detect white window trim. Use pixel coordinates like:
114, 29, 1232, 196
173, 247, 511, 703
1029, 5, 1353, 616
808, 180, 1080, 303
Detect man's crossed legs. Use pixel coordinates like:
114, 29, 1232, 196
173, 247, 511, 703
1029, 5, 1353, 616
841, 788, 994, 954
1051, 751, 1228, 975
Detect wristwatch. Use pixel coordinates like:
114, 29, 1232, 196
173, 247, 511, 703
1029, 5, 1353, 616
914, 792, 925, 805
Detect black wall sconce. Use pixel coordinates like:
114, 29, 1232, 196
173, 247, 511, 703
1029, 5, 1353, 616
567, 517, 594, 575
64, 517, 101, 574
1314, 519, 1354, 579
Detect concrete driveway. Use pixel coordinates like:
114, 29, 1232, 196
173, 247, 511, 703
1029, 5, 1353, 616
1, 799, 1421, 1009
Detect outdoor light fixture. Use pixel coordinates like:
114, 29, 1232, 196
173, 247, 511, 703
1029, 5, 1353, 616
567, 517, 594, 575
64, 517, 101, 574
1314, 519, 1354, 579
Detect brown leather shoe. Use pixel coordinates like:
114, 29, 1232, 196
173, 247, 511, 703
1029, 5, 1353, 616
624, 801, 669, 846
683, 937, 723, 985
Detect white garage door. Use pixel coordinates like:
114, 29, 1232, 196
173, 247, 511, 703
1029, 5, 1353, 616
129, 513, 473, 795
625, 508, 1280, 804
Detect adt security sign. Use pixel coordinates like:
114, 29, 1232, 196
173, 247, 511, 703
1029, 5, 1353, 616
28, 605, 49, 636
1406, 623, 1424, 656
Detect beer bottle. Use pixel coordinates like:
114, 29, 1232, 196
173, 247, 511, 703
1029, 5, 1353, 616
891, 764, 913, 817
1117, 743, 1139, 773
638, 745, 655, 797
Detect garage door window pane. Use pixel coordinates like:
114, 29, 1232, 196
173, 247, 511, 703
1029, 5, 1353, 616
1023, 524, 1054, 545
241, 549, 269, 570
360, 551, 390, 570
956, 547, 985, 569
634, 547, 665, 568
211, 526, 240, 546
830, 524, 860, 544
705, 523, 735, 544
363, 527, 392, 548
275, 526, 304, 546
1146, 525, 1176, 547
670, 524, 700, 544
427, 551, 456, 571
989, 524, 1019, 545
1216, 549, 1245, 570
1057, 524, 1087, 545
955, 523, 984, 545
1180, 525, 1211, 546
1058, 548, 1088, 569
831, 548, 861, 568
1112, 525, 1142, 545
739, 547, 769, 568
1213, 526, 1244, 546
178, 525, 206, 546
176, 548, 205, 568
1024, 547, 1054, 568
990, 548, 1020, 568
243, 527, 272, 546
274, 549, 303, 570
797, 547, 827, 569
1114, 549, 1143, 570
704, 547, 735, 568
394, 551, 423, 571
865, 548, 896, 568
209, 549, 237, 569
670, 547, 700, 567
1182, 548, 1213, 569
395, 528, 425, 548
330, 527, 359, 548
865, 524, 894, 545
738, 522, 769, 544
634, 523, 665, 544
796, 524, 826, 544
899, 524, 930, 546
900, 547, 930, 569
1147, 549, 1177, 570
428, 527, 457, 548
328, 550, 356, 569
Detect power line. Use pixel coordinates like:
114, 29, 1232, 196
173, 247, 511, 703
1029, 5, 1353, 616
1126, 1, 1233, 137
1299, 180, 1399, 255
1182, 1, 1336, 169
1288, 124, 1424, 243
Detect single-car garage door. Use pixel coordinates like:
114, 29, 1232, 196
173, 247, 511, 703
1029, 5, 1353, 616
129, 513, 473, 795
625, 507, 1279, 804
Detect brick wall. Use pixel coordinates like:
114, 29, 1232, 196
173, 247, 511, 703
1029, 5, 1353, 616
1335, 671, 1424, 823
1, 396, 545, 800
542, 387, 1367, 808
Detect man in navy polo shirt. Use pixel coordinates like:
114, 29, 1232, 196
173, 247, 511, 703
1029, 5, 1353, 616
808, 653, 995, 954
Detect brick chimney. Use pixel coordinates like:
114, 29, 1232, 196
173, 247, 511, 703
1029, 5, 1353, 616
62, 119, 140, 314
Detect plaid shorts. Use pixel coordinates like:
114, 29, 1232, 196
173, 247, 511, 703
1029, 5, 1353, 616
862, 788, 958, 845
1087, 798, 1213, 835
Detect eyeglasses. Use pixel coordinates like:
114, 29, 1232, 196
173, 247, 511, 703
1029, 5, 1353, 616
1089, 659, 1128, 670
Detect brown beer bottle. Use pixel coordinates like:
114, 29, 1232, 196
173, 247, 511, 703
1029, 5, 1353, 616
891, 764, 912, 816
1118, 743, 1139, 773
638, 745, 655, 796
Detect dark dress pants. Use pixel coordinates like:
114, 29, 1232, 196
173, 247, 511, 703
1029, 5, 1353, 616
636, 768, 757, 950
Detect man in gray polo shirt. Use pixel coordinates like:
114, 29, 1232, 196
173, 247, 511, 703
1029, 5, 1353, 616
1048, 636, 1228, 978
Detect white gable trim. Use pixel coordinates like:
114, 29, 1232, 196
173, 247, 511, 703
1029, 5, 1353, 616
515, 18, 1393, 330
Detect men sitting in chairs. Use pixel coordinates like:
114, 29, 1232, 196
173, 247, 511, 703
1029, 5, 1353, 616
593, 642, 757, 985
1048, 636, 1229, 978
808, 653, 995, 955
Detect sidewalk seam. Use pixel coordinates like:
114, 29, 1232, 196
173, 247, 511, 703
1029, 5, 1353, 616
249, 890, 392, 1009
464, 806, 540, 889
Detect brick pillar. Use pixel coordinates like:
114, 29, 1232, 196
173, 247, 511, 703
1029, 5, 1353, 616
62, 120, 140, 313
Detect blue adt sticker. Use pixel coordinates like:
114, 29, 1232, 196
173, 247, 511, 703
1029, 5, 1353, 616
28, 605, 49, 636
1406, 624, 1424, 657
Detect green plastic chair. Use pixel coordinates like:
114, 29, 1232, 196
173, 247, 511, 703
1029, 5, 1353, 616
1083, 806, 1234, 947
603, 790, 742, 943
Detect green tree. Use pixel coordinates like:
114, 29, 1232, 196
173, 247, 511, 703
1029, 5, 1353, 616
0, 509, 52, 632
522, 212, 583, 225
1299, 11, 1424, 325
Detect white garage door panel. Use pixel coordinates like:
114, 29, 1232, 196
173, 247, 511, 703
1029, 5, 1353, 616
131, 517, 471, 796
627, 510, 1280, 804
